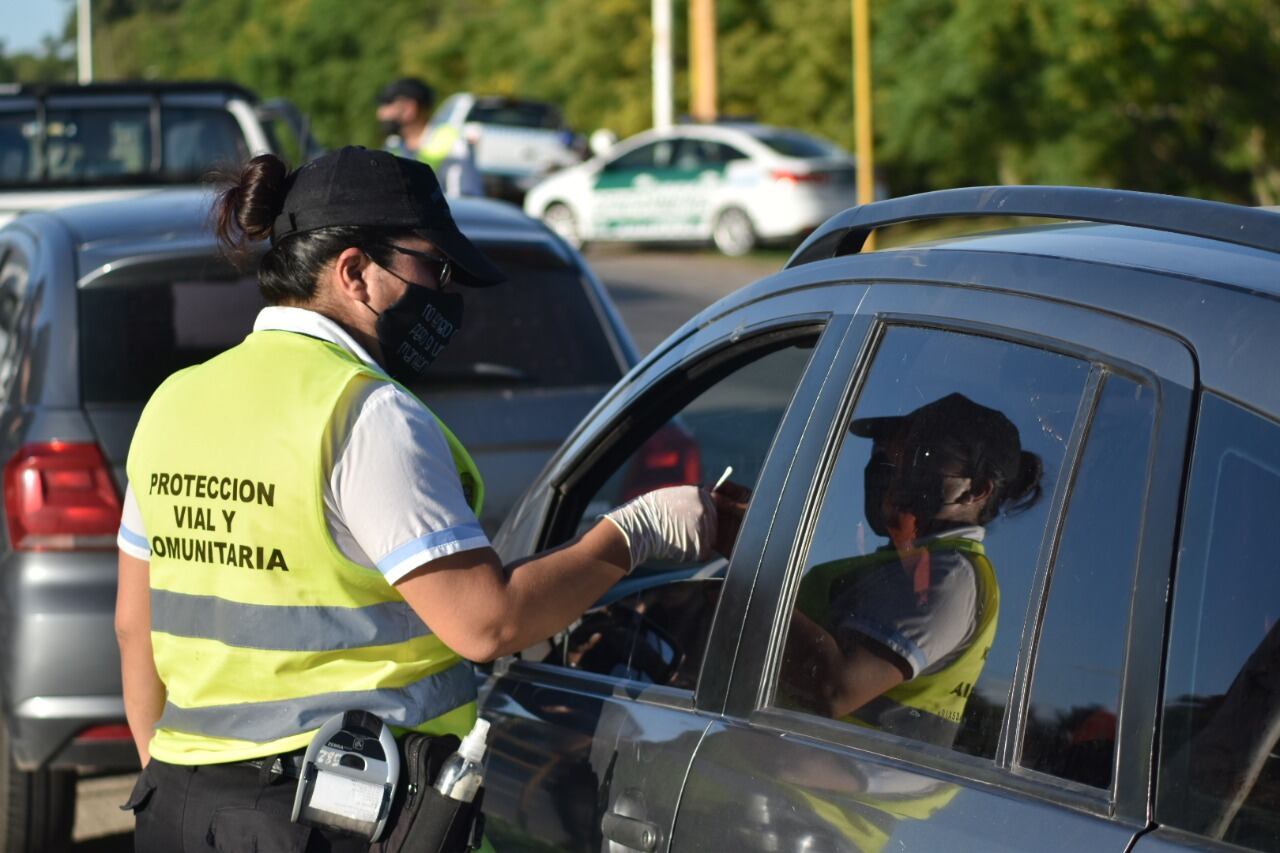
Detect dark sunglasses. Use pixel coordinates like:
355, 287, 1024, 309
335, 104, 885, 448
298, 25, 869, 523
380, 243, 453, 288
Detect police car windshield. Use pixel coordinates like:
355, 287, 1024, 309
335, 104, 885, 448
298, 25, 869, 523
468, 101, 563, 131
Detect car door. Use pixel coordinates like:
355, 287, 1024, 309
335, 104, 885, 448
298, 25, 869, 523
479, 285, 865, 851
670, 279, 1194, 852
590, 136, 701, 242
1133, 393, 1280, 853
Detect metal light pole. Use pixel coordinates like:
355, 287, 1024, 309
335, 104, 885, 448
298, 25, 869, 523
853, 0, 875, 247
652, 0, 674, 130
77, 0, 93, 83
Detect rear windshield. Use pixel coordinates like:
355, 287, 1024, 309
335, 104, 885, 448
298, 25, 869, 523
77, 243, 622, 404
0, 104, 248, 187
468, 101, 564, 131
753, 130, 844, 159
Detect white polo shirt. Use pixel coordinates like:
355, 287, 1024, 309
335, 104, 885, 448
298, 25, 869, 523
116, 306, 491, 584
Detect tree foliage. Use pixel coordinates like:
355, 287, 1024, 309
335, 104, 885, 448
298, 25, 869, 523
7, 0, 1280, 203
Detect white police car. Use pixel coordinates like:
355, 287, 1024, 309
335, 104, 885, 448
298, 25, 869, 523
523, 122, 870, 256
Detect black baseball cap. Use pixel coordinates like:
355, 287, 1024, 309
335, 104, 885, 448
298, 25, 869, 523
271, 146, 505, 288
851, 392, 1022, 482
377, 77, 434, 106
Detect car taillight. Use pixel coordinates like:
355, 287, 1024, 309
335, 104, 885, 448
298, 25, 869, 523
772, 169, 829, 186
4, 442, 122, 551
74, 723, 132, 742
620, 423, 703, 502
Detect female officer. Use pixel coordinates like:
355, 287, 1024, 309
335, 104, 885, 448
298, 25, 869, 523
784, 392, 1042, 747
114, 147, 719, 851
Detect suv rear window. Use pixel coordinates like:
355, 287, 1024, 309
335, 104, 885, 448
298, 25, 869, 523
0, 102, 249, 187
411, 243, 622, 392
77, 243, 620, 404
468, 100, 564, 130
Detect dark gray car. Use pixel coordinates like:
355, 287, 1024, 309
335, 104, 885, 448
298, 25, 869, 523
479, 187, 1280, 853
0, 187, 635, 851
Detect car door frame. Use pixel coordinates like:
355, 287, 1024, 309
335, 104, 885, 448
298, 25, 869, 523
480, 281, 872, 849
714, 272, 1194, 832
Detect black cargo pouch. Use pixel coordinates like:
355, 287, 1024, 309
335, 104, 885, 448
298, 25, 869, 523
371, 732, 486, 853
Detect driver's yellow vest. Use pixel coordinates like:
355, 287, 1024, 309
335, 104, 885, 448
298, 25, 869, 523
796, 537, 998, 746
126, 330, 485, 765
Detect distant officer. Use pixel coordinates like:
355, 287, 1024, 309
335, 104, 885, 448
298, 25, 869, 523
377, 76, 482, 196
115, 146, 723, 851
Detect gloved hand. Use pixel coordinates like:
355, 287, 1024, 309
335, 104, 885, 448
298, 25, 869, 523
602, 485, 718, 573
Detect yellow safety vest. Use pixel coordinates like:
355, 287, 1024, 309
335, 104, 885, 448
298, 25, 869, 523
126, 330, 485, 765
417, 124, 460, 170
796, 536, 999, 747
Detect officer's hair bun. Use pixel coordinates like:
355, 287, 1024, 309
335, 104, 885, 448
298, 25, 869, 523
212, 154, 290, 254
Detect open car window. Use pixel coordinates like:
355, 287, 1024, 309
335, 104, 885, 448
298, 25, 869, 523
525, 326, 823, 689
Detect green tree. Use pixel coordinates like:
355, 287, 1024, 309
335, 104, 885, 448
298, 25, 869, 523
75, 0, 1280, 203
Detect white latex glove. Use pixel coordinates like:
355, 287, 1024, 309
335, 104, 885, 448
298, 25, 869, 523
601, 485, 718, 573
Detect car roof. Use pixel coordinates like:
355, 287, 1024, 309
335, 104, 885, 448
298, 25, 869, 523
23, 188, 557, 280
778, 185, 1280, 299
907, 221, 1280, 298
0, 81, 258, 102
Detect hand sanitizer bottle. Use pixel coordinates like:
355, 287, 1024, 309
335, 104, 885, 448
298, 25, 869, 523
433, 718, 489, 803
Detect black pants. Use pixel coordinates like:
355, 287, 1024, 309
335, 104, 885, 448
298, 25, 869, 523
125, 758, 369, 853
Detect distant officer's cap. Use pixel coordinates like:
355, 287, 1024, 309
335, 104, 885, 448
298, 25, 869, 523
377, 77, 435, 106
271, 146, 504, 287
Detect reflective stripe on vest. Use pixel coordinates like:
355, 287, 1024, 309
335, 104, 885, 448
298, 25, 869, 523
798, 536, 999, 748
126, 330, 484, 764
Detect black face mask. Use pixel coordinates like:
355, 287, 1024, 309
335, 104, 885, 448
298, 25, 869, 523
369, 283, 464, 385
379, 118, 403, 137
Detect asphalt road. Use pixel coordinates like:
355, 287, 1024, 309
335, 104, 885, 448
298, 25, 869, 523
68, 245, 783, 851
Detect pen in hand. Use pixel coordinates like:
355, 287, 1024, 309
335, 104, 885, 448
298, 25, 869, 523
712, 465, 734, 492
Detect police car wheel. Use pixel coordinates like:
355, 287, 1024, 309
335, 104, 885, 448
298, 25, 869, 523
543, 203, 583, 250
713, 207, 756, 257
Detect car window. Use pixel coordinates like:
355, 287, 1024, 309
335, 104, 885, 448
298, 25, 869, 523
409, 243, 623, 392
43, 108, 151, 182
1156, 393, 1280, 852
528, 330, 821, 689
754, 130, 844, 159
78, 273, 266, 404
673, 140, 748, 171
0, 111, 36, 182
774, 325, 1088, 758
162, 107, 248, 178
78, 243, 620, 404
606, 140, 679, 172
1019, 373, 1156, 788
467, 100, 563, 130
0, 246, 30, 400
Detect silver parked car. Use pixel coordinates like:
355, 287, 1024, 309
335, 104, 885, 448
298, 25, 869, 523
480, 186, 1280, 853
0, 187, 635, 851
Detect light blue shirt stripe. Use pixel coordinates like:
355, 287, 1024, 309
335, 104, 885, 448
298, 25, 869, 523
376, 523, 488, 576
117, 524, 150, 557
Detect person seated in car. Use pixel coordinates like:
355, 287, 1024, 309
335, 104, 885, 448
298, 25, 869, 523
783, 393, 1042, 747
